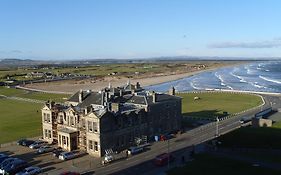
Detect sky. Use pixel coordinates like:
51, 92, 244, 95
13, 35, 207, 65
0, 0, 281, 60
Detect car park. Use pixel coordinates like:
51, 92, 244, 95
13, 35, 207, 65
16, 166, 42, 175
0, 159, 28, 175
37, 145, 54, 154
29, 141, 46, 149
58, 152, 77, 161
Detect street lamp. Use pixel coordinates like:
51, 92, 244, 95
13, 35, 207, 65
167, 139, 170, 169
215, 116, 219, 137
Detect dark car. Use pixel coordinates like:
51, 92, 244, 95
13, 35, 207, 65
0, 154, 9, 164
1, 159, 28, 175
0, 158, 20, 169
16, 166, 42, 175
22, 140, 35, 147
17, 139, 27, 146
52, 148, 63, 158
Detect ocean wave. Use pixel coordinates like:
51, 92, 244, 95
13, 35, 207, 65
248, 81, 266, 89
190, 81, 201, 90
215, 72, 226, 86
230, 71, 247, 83
259, 76, 281, 84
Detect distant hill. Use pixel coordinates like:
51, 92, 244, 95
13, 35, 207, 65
0, 58, 46, 67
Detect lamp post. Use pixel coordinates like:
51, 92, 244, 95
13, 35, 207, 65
167, 139, 170, 169
216, 116, 219, 137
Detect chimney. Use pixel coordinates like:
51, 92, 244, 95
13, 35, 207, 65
152, 92, 157, 103
119, 89, 123, 96
169, 86, 176, 96
78, 89, 83, 103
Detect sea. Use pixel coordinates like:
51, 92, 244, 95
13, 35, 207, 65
146, 61, 281, 93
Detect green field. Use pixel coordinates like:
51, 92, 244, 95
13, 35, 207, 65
167, 153, 281, 175
0, 87, 70, 102
179, 92, 263, 119
0, 87, 70, 144
0, 99, 42, 144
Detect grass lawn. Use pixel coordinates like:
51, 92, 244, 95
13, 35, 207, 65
219, 121, 281, 149
0, 86, 70, 102
0, 87, 70, 144
178, 92, 263, 119
167, 153, 280, 175
0, 99, 42, 144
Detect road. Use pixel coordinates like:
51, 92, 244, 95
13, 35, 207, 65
91, 94, 280, 175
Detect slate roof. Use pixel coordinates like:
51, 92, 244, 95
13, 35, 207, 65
68, 90, 91, 103
77, 92, 102, 108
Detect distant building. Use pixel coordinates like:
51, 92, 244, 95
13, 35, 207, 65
41, 82, 182, 157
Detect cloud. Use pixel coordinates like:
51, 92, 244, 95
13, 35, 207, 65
208, 38, 281, 49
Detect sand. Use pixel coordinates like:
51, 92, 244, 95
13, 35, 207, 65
23, 68, 220, 94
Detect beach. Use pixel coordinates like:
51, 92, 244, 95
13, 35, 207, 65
23, 63, 234, 93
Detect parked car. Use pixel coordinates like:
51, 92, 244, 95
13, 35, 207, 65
37, 145, 54, 154
0, 158, 20, 170
1, 159, 28, 175
22, 140, 35, 147
60, 172, 80, 175
17, 139, 27, 146
16, 166, 42, 175
52, 148, 64, 158
58, 152, 77, 161
154, 153, 174, 166
128, 146, 144, 155
29, 141, 46, 149
0, 154, 9, 164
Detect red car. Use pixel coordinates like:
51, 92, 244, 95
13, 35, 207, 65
154, 153, 174, 166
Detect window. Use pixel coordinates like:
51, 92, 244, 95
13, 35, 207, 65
48, 130, 52, 138
89, 140, 93, 150
47, 114, 51, 123
70, 116, 74, 126
88, 121, 93, 132
93, 122, 98, 132
44, 129, 48, 138
62, 136, 66, 145
43, 113, 50, 123
94, 141, 98, 151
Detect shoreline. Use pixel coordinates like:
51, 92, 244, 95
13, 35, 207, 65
21, 62, 244, 94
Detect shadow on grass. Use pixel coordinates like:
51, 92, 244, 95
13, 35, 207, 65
219, 126, 281, 149
183, 110, 228, 119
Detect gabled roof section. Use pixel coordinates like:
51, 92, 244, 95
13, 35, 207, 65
77, 92, 102, 108
67, 90, 91, 103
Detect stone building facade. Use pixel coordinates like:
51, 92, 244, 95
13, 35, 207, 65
41, 82, 182, 157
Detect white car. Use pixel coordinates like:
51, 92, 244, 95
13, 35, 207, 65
16, 166, 42, 175
37, 145, 54, 153
29, 141, 46, 149
58, 152, 77, 160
